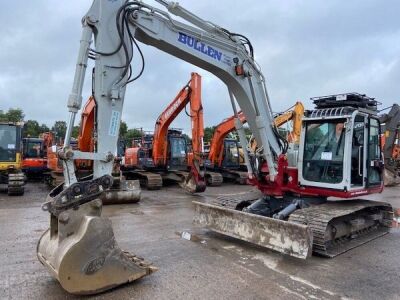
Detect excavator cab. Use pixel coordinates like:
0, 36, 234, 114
298, 93, 384, 194
167, 129, 188, 171
22, 137, 48, 177
0, 122, 25, 195
221, 139, 241, 169
0, 123, 20, 162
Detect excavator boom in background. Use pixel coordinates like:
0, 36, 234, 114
206, 111, 248, 185
207, 101, 305, 185
46, 96, 141, 203
379, 103, 400, 186
37, 0, 393, 295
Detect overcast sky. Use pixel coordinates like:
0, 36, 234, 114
0, 1, 399, 135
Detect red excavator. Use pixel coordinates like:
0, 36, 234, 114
123, 72, 219, 192
22, 132, 53, 179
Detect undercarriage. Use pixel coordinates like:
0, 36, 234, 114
194, 194, 392, 258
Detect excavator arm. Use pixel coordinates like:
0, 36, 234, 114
77, 96, 96, 153
379, 103, 400, 185
274, 101, 304, 143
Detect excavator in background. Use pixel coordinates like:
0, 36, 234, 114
207, 102, 304, 185
379, 104, 400, 186
47, 96, 141, 203
124, 72, 219, 191
0, 122, 25, 195
45, 139, 77, 187
22, 132, 53, 179
37, 0, 393, 295
206, 111, 248, 184
273, 101, 305, 144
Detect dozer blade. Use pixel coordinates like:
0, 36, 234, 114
37, 199, 156, 295
193, 201, 313, 259
101, 179, 141, 205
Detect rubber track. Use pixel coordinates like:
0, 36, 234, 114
8, 172, 25, 195
206, 171, 223, 186
289, 200, 393, 257
208, 189, 263, 210
135, 171, 163, 190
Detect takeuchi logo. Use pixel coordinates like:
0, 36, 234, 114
178, 32, 222, 61
164, 98, 183, 120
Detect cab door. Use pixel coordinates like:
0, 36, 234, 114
366, 118, 383, 186
350, 114, 367, 188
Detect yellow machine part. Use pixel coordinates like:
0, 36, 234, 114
0, 153, 22, 171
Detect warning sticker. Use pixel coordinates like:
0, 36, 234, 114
321, 151, 332, 160
108, 110, 120, 137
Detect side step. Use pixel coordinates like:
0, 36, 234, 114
193, 201, 313, 259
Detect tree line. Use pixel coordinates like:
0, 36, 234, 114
0, 108, 213, 143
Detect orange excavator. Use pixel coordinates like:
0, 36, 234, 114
123, 72, 215, 192
207, 102, 305, 185
47, 96, 141, 203
206, 111, 248, 184
22, 132, 53, 179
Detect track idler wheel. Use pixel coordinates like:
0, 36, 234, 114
37, 199, 156, 295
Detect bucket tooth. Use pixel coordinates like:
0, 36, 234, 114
37, 199, 155, 295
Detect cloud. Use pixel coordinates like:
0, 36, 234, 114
0, 0, 399, 135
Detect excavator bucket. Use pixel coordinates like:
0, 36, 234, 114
193, 201, 313, 259
37, 199, 156, 295
179, 159, 206, 193
180, 174, 206, 193
384, 169, 400, 186
102, 178, 141, 204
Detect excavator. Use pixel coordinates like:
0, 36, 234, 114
0, 122, 25, 195
379, 104, 400, 186
37, 0, 393, 295
123, 72, 219, 192
22, 132, 53, 179
47, 96, 141, 203
206, 111, 248, 184
207, 102, 304, 184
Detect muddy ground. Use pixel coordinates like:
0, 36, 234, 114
0, 182, 399, 299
